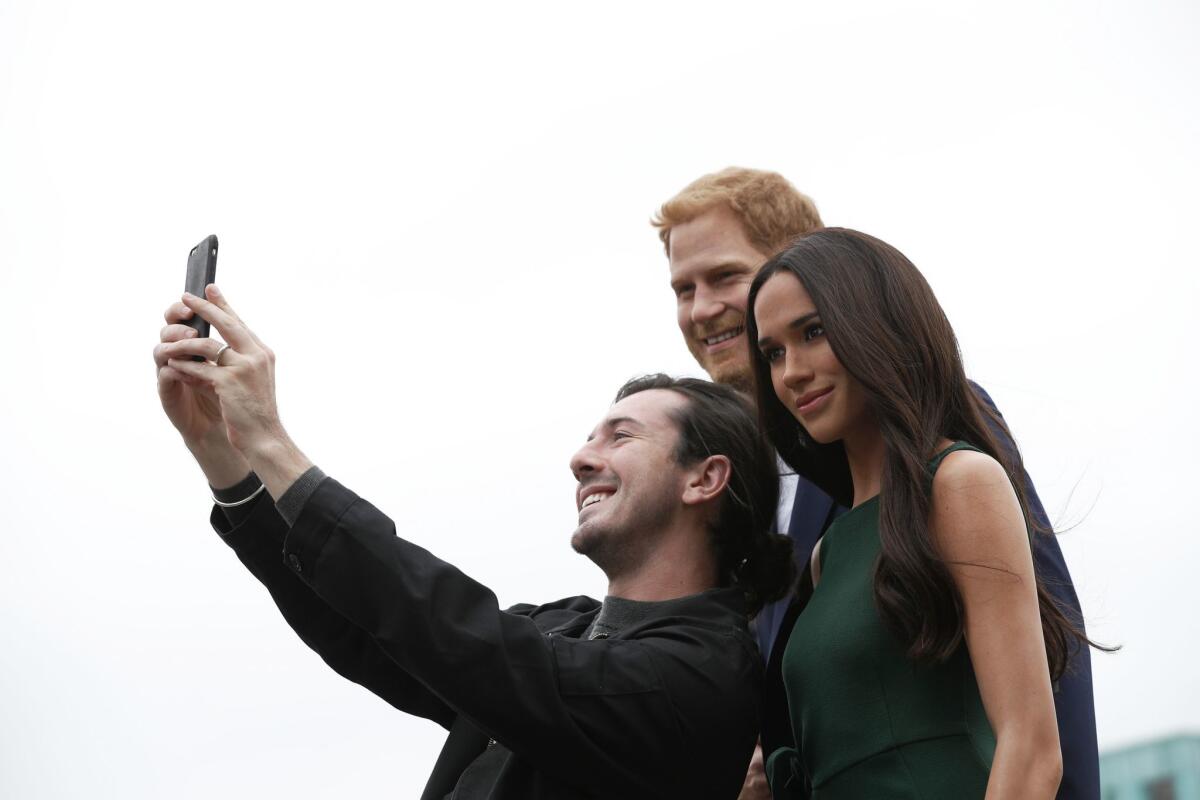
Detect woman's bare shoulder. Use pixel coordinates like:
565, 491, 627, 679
929, 448, 1026, 557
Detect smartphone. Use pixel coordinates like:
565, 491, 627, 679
183, 235, 218, 338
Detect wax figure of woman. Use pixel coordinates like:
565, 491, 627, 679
746, 229, 1097, 799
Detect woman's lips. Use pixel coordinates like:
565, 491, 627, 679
795, 387, 833, 415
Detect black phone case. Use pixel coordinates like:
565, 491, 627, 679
183, 235, 219, 338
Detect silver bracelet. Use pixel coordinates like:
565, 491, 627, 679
212, 482, 268, 508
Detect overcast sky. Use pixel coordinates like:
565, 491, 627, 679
2, 0, 1197, 797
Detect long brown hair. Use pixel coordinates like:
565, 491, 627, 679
745, 228, 1094, 678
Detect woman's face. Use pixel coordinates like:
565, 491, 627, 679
753, 271, 871, 445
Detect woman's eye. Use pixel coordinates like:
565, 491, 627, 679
612, 431, 632, 441
804, 324, 825, 342
761, 346, 784, 364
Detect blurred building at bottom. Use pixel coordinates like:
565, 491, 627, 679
1101, 733, 1200, 799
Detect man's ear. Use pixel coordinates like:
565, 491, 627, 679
681, 455, 732, 507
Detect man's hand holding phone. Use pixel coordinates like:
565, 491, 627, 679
156, 284, 313, 502
154, 292, 252, 489
154, 234, 254, 488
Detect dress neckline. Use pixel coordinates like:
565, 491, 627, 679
850, 493, 880, 511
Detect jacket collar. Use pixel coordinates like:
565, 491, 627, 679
541, 586, 748, 638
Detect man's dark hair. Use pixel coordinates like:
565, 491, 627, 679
614, 374, 794, 615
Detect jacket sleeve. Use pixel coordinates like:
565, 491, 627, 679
968, 381, 1100, 800
278, 477, 759, 798
212, 493, 457, 729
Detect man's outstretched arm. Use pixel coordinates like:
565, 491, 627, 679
154, 291, 454, 728
210, 476, 457, 728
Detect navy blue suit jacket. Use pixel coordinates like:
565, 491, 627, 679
757, 382, 1098, 799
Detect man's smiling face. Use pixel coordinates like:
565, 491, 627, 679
668, 204, 769, 392
568, 389, 689, 575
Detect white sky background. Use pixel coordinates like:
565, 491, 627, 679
1, 0, 1197, 796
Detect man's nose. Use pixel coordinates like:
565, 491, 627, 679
569, 442, 602, 481
691, 284, 724, 324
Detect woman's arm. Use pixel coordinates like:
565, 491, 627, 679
929, 450, 1062, 800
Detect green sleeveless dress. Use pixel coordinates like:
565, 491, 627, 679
766, 442, 996, 799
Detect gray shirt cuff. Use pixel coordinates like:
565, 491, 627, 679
275, 465, 327, 526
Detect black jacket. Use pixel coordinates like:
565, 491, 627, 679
213, 477, 761, 799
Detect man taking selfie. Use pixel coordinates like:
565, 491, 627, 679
153, 285, 794, 799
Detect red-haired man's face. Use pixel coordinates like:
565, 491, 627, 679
667, 205, 767, 392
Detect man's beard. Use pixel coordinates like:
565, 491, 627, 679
686, 315, 753, 394
705, 361, 754, 395
573, 527, 647, 579
571, 491, 674, 582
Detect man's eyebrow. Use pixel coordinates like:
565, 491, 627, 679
702, 261, 755, 277
671, 261, 754, 290
757, 311, 819, 347
586, 415, 644, 442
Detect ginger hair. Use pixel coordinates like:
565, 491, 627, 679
652, 167, 824, 256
